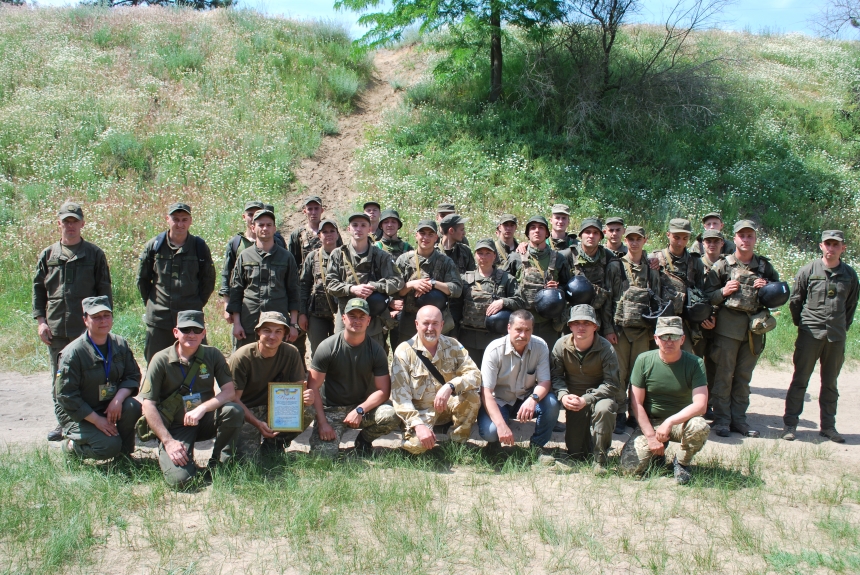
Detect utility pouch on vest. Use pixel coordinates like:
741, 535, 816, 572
725, 267, 760, 314
615, 286, 652, 328
749, 308, 777, 335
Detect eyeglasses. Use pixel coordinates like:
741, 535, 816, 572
658, 334, 682, 341
178, 327, 204, 334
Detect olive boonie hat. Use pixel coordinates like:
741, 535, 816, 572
344, 298, 370, 315
551, 204, 570, 215
252, 209, 276, 222
578, 217, 603, 236
497, 214, 518, 226
702, 212, 723, 222
702, 229, 725, 241
244, 200, 265, 211
380, 209, 402, 227
655, 316, 684, 336
624, 225, 646, 238
822, 230, 845, 243
255, 311, 289, 330
319, 218, 339, 232
436, 203, 456, 213
568, 304, 598, 325
474, 239, 497, 253
733, 220, 757, 234
168, 202, 192, 215
176, 310, 205, 329
416, 219, 438, 233
525, 215, 550, 231
668, 218, 692, 234
58, 201, 84, 221
348, 212, 371, 224
302, 195, 322, 207
82, 295, 111, 315
363, 200, 381, 209
605, 216, 625, 226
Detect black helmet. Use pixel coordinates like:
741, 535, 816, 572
566, 275, 595, 306
759, 281, 790, 308
534, 288, 566, 319
643, 298, 674, 326
684, 287, 712, 324
485, 310, 511, 335
366, 291, 390, 318
416, 288, 448, 311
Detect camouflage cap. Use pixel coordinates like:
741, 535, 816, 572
733, 219, 757, 234
655, 316, 684, 336
363, 200, 381, 209
605, 216, 625, 226
344, 298, 370, 315
255, 311, 289, 330
701, 212, 723, 223
624, 225, 646, 238
380, 209, 402, 227
319, 218, 339, 232
82, 295, 111, 315
578, 217, 604, 236
264, 203, 275, 212
58, 201, 84, 221
167, 202, 191, 215
176, 310, 205, 329
302, 195, 322, 207
252, 209, 276, 222
474, 238, 497, 253
568, 304, 598, 325
822, 230, 845, 243
244, 200, 265, 211
497, 214, 518, 226
702, 229, 725, 241
525, 215, 550, 231
551, 204, 571, 215
416, 219, 438, 233
668, 218, 692, 234
348, 212, 371, 223
436, 203, 456, 214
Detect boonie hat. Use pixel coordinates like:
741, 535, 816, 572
822, 230, 845, 243
244, 200, 265, 211
668, 218, 692, 234
497, 214, 518, 226
380, 209, 402, 227
474, 239, 497, 253
168, 202, 191, 215
733, 220, 757, 234
568, 304, 598, 325
624, 226, 646, 238
344, 298, 370, 315
348, 212, 371, 223
416, 219, 438, 233
302, 195, 322, 206
551, 204, 571, 215
655, 316, 684, 337
605, 216, 625, 226
578, 217, 603, 236
176, 310, 205, 329
82, 295, 111, 315
702, 229, 725, 241
58, 201, 84, 221
253, 209, 276, 222
255, 311, 289, 330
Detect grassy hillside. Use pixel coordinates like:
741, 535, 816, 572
355, 30, 860, 363
0, 6, 371, 371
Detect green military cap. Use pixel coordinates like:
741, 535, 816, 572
551, 204, 570, 215
436, 203, 456, 213
264, 203, 275, 212
733, 219, 757, 234
568, 304, 598, 325
702, 229, 725, 241
474, 238, 497, 253
253, 209, 276, 222
348, 212, 371, 223
380, 209, 403, 228
244, 200, 265, 211
176, 310, 205, 329
578, 217, 603, 236
701, 212, 723, 222
655, 316, 684, 336
58, 201, 84, 221
821, 230, 845, 243
168, 202, 191, 215
255, 311, 289, 329
525, 215, 550, 231
497, 214, 518, 226
416, 219, 438, 233
303, 195, 322, 206
344, 298, 370, 315
668, 218, 692, 234
319, 218, 339, 232
363, 200, 381, 209
440, 213, 467, 232
624, 225, 646, 238
605, 216, 625, 226
82, 295, 111, 315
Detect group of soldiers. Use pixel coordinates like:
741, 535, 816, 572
36, 196, 858, 487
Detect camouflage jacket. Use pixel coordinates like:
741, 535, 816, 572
704, 253, 780, 341
460, 268, 525, 331
605, 252, 661, 337
394, 249, 463, 314
299, 247, 337, 318
567, 245, 615, 336
289, 225, 341, 267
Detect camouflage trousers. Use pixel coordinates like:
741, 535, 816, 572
402, 389, 481, 454
620, 416, 710, 474
231, 404, 315, 460
308, 404, 399, 457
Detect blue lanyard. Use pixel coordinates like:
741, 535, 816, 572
87, 334, 112, 385
179, 364, 197, 394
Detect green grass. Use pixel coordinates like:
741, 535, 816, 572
0, 6, 373, 371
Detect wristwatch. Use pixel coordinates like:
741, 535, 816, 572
430, 279, 437, 289
355, 406, 365, 418
447, 382, 456, 394
531, 393, 540, 402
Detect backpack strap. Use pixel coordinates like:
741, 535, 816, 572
151, 231, 167, 257
230, 234, 242, 257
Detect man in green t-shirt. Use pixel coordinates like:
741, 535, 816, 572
307, 298, 399, 457
230, 311, 314, 460
620, 316, 710, 485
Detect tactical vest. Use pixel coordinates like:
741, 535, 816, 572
723, 254, 763, 314
298, 227, 321, 265
494, 238, 514, 266
572, 247, 611, 309
461, 269, 502, 330
309, 248, 336, 318
614, 258, 653, 328
522, 249, 558, 308
658, 248, 696, 315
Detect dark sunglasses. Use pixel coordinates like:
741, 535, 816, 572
178, 327, 204, 334
658, 334, 682, 341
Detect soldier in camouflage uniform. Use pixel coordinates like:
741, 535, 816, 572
137, 202, 216, 363
288, 196, 327, 267
391, 306, 482, 454
307, 298, 399, 456
493, 214, 520, 267
437, 213, 476, 338
603, 217, 628, 259
566, 218, 617, 344
549, 204, 579, 251
299, 219, 341, 357
325, 212, 404, 349
363, 201, 383, 241
620, 316, 710, 484
393, 220, 463, 346
651, 218, 707, 353
375, 209, 413, 260
458, 239, 525, 367
703, 220, 780, 438
34, 201, 113, 441
690, 212, 736, 256
695, 229, 723, 416
436, 203, 469, 246
605, 226, 661, 433
504, 216, 572, 350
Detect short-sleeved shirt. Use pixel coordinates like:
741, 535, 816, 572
481, 335, 551, 406
141, 343, 233, 405
229, 342, 306, 408
310, 333, 389, 407
630, 350, 706, 420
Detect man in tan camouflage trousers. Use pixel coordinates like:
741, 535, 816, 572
391, 306, 482, 454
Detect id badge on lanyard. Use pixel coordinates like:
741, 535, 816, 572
179, 363, 202, 412
88, 335, 115, 401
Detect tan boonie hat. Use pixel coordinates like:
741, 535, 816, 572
655, 316, 684, 337
668, 218, 692, 234
733, 220, 757, 234
551, 204, 571, 215
168, 202, 191, 215
255, 311, 289, 330
624, 225, 645, 238
176, 310, 205, 329
702, 229, 725, 241
58, 201, 84, 221
344, 298, 370, 315
82, 295, 111, 315
568, 304, 599, 326
821, 230, 845, 243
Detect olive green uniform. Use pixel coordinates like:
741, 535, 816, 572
653, 248, 706, 352
458, 268, 525, 367
606, 244, 628, 259
567, 246, 616, 339
54, 333, 141, 459
493, 238, 519, 268
695, 254, 723, 390
219, 232, 287, 299
137, 233, 216, 362
784, 258, 859, 430
288, 226, 341, 267
436, 242, 476, 338
393, 250, 463, 346
704, 254, 780, 429
300, 247, 338, 356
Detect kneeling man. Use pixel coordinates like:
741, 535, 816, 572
478, 310, 559, 448
391, 305, 481, 453
551, 305, 620, 468
55, 296, 142, 460
230, 311, 314, 459
141, 310, 243, 487
307, 298, 399, 456
620, 316, 710, 484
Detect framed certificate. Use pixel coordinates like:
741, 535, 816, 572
267, 382, 305, 432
